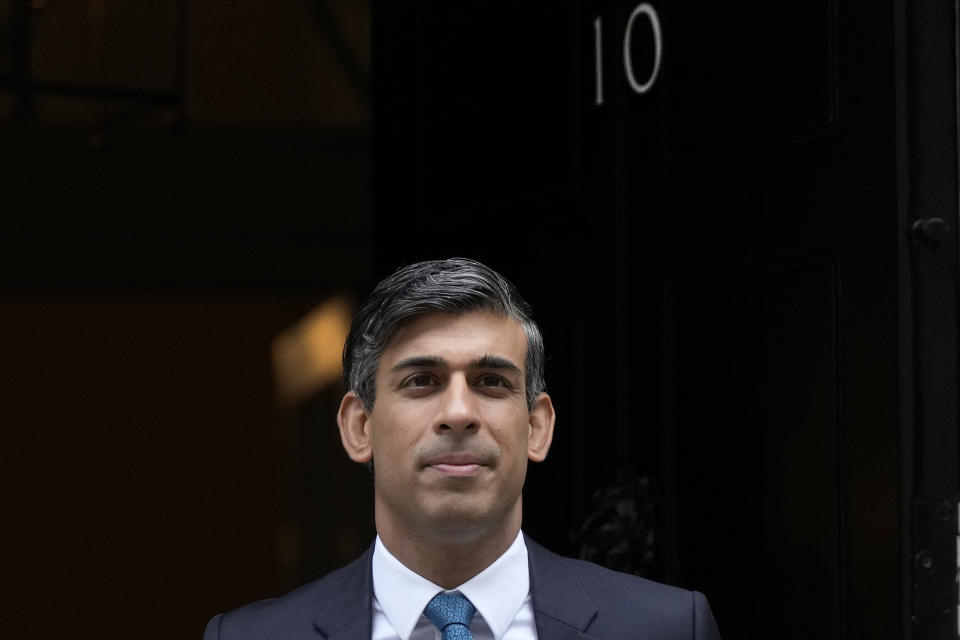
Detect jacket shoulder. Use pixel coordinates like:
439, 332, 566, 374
526, 537, 720, 640
537, 546, 693, 603
527, 536, 691, 602
204, 549, 372, 640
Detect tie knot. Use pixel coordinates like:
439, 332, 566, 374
424, 593, 476, 632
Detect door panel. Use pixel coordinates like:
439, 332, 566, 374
663, 0, 837, 164
668, 256, 840, 639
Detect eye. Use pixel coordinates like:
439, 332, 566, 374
476, 374, 510, 388
403, 373, 437, 388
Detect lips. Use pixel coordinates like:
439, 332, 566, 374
422, 451, 491, 476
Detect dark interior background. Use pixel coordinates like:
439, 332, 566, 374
3, 1, 958, 639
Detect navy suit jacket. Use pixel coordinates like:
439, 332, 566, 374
204, 535, 721, 640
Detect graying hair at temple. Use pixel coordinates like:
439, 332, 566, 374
341, 257, 546, 411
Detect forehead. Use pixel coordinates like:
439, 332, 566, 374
380, 311, 527, 367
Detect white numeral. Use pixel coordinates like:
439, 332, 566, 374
594, 16, 604, 105
593, 3, 663, 105
623, 3, 663, 95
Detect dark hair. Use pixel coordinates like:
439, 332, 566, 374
342, 257, 545, 411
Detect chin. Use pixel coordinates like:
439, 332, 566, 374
420, 498, 518, 541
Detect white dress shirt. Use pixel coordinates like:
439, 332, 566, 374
371, 531, 538, 640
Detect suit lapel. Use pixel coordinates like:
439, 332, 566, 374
525, 535, 599, 640
534, 614, 600, 640
311, 536, 599, 640
312, 544, 375, 640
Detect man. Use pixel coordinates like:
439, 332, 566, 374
205, 258, 721, 640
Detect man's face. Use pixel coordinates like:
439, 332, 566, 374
354, 311, 553, 544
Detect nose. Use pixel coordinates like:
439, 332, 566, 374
435, 375, 478, 433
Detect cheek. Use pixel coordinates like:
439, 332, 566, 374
488, 410, 531, 453
371, 411, 423, 462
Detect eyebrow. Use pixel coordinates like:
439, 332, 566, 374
473, 354, 522, 374
390, 354, 522, 375
391, 355, 446, 372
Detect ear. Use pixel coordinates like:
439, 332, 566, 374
337, 390, 373, 463
526, 392, 556, 462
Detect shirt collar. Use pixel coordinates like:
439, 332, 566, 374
371, 530, 530, 640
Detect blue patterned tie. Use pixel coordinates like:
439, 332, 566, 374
424, 593, 476, 640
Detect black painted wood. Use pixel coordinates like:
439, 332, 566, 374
901, 0, 960, 636
667, 256, 841, 639
373, 1, 958, 638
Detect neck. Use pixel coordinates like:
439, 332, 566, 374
375, 503, 522, 589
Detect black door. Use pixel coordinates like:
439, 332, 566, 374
372, 1, 960, 638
